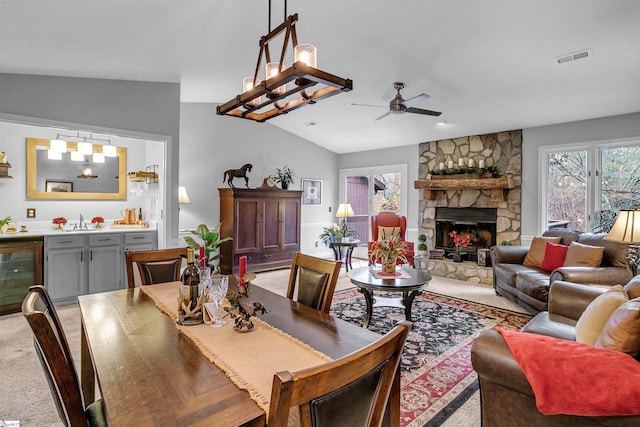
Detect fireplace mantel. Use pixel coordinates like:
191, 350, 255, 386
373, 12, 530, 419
414, 175, 515, 202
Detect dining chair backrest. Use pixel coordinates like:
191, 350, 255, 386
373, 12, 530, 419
286, 253, 342, 314
267, 320, 411, 427
22, 285, 106, 427
125, 247, 189, 288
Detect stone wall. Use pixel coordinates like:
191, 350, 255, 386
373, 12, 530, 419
417, 130, 522, 284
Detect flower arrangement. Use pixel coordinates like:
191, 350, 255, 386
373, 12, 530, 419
184, 223, 233, 270
449, 230, 471, 254
52, 217, 67, 229
91, 216, 105, 227
319, 223, 343, 246
369, 237, 409, 265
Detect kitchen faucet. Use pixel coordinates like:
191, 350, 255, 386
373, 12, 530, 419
79, 213, 84, 229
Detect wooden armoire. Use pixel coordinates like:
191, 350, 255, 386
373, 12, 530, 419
218, 188, 302, 274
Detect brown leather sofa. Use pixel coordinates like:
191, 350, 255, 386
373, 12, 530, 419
471, 279, 640, 426
491, 229, 632, 314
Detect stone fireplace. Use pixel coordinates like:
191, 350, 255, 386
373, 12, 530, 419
415, 130, 522, 284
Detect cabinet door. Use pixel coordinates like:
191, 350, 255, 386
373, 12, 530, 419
234, 198, 260, 252
46, 249, 85, 301
89, 246, 122, 293
262, 199, 281, 250
282, 198, 301, 249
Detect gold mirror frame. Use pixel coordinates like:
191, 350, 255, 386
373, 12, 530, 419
27, 137, 127, 200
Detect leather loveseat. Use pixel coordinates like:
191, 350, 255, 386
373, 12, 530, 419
471, 279, 640, 426
491, 229, 632, 314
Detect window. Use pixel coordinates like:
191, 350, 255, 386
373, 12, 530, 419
541, 138, 640, 233
339, 165, 408, 242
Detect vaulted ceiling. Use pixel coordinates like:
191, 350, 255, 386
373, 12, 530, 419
1, 0, 639, 153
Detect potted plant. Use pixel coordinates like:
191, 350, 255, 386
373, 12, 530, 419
0, 215, 12, 233
184, 223, 232, 272
369, 237, 409, 275
319, 224, 343, 246
417, 234, 428, 256
270, 165, 296, 190
449, 230, 471, 262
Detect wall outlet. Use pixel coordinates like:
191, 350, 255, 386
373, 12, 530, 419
27, 208, 36, 218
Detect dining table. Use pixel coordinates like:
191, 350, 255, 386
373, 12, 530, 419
78, 279, 399, 426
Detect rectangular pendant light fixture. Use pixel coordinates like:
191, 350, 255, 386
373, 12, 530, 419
217, 12, 352, 122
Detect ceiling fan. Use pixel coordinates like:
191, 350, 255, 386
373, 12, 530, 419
352, 82, 442, 121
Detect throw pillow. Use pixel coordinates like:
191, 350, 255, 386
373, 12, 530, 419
522, 236, 562, 268
595, 297, 640, 356
539, 242, 569, 272
377, 226, 401, 241
563, 241, 605, 267
575, 285, 629, 345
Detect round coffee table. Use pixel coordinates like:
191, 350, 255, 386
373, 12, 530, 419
348, 266, 432, 328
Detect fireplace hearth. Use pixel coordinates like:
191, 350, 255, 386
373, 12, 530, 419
436, 207, 497, 262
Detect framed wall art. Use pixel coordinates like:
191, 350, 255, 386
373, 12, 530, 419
45, 180, 73, 193
301, 179, 322, 206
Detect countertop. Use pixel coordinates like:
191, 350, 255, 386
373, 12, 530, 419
0, 224, 157, 240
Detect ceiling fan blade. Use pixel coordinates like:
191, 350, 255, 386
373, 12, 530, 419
351, 102, 386, 108
374, 111, 391, 121
401, 93, 430, 109
406, 107, 442, 117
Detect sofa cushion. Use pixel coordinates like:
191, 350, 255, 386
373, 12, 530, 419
595, 297, 640, 356
539, 242, 569, 272
516, 270, 551, 302
625, 275, 640, 299
543, 229, 581, 246
523, 236, 562, 268
578, 232, 629, 268
563, 241, 604, 267
574, 285, 628, 345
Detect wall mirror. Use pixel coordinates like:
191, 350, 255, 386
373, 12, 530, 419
27, 137, 127, 200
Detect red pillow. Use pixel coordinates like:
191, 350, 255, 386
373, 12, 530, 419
540, 241, 569, 272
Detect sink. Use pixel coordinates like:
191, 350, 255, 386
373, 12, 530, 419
62, 227, 101, 232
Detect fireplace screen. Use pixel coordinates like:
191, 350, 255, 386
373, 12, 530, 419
435, 207, 497, 262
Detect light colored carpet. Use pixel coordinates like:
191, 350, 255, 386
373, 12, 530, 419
1, 266, 526, 426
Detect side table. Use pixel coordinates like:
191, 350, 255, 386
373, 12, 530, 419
329, 240, 360, 273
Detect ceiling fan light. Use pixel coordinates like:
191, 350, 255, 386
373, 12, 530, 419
294, 44, 317, 68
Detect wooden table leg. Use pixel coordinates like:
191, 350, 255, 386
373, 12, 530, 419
80, 320, 95, 404
357, 287, 374, 328
403, 290, 420, 322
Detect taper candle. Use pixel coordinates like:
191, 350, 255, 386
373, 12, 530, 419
239, 256, 247, 286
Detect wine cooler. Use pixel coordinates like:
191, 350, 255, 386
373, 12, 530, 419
0, 238, 44, 315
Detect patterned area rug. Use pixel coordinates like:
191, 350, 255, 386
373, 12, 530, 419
330, 288, 532, 427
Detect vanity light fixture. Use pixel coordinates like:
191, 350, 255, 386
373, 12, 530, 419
216, 0, 352, 122
92, 152, 105, 163
77, 142, 93, 155
70, 151, 85, 162
102, 144, 117, 157
50, 139, 67, 153
47, 149, 63, 160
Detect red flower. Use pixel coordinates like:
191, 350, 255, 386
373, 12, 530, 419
91, 216, 104, 224
52, 217, 67, 225
449, 231, 471, 252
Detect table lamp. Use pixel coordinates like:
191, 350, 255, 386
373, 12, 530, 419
335, 203, 355, 240
178, 186, 191, 206
605, 208, 640, 275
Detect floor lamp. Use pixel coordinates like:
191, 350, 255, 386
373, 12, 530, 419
605, 208, 640, 276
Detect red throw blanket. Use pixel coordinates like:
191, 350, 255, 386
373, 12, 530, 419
497, 328, 640, 416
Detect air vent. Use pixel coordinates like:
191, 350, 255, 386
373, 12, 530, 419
555, 49, 592, 64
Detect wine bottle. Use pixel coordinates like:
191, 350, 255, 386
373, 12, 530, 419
178, 247, 203, 325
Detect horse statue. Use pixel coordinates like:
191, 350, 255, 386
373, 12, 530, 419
223, 163, 253, 188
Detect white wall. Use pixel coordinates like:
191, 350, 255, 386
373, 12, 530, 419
0, 73, 180, 244
522, 112, 640, 241
179, 102, 339, 256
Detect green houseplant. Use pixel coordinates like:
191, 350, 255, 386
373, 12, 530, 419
417, 233, 428, 256
184, 223, 232, 271
270, 165, 296, 190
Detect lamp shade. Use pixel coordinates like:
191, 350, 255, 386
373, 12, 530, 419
335, 203, 355, 218
606, 209, 640, 243
50, 139, 67, 153
103, 144, 117, 157
178, 186, 191, 204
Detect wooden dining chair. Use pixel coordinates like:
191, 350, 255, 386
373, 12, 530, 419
268, 320, 411, 427
287, 253, 342, 314
125, 247, 189, 288
22, 285, 107, 427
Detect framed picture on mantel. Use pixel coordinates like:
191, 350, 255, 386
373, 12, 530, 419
301, 179, 322, 206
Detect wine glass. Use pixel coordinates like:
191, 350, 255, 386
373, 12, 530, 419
206, 275, 229, 327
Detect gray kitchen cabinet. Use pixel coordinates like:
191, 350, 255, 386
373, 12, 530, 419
88, 234, 122, 294
45, 236, 85, 303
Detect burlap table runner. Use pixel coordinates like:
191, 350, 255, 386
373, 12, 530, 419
141, 282, 332, 415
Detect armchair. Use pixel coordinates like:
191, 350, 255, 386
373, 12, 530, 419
368, 212, 414, 265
